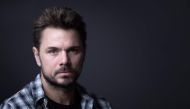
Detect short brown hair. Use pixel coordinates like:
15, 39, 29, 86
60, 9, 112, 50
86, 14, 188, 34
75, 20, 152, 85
33, 7, 86, 49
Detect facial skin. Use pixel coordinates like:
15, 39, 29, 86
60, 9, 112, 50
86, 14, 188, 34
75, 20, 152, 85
33, 27, 85, 89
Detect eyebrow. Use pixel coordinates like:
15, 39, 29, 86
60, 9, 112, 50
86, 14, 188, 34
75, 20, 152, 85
46, 45, 82, 51
46, 47, 61, 52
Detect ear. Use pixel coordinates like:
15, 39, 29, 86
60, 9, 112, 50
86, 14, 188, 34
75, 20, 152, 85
32, 47, 41, 67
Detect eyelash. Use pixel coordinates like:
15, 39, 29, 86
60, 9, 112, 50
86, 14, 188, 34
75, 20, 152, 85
68, 48, 79, 53
47, 48, 81, 55
48, 49, 59, 54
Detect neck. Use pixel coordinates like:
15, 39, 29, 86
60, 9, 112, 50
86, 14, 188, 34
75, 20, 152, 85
41, 75, 76, 105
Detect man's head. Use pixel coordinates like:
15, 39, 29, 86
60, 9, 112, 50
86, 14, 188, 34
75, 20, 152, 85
33, 7, 86, 49
32, 7, 86, 89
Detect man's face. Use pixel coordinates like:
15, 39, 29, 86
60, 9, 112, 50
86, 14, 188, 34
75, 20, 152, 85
33, 27, 85, 88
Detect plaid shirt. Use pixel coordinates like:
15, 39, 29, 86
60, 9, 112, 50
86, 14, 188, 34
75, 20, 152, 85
0, 74, 112, 109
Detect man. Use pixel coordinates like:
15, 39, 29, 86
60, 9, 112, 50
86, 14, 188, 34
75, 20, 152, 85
0, 7, 112, 109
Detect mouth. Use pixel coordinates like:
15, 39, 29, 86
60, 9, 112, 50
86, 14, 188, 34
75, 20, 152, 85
56, 71, 74, 77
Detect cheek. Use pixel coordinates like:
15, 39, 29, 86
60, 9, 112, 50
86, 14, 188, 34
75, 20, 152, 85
71, 55, 84, 68
40, 55, 59, 73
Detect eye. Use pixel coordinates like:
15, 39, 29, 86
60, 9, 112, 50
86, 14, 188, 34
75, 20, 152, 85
68, 47, 81, 55
47, 48, 59, 55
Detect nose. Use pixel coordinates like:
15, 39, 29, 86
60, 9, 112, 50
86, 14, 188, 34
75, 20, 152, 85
59, 51, 69, 66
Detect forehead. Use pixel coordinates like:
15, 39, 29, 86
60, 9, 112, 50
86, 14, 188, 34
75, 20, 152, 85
40, 27, 82, 49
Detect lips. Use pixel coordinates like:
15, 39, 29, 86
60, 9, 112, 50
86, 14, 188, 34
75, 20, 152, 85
56, 71, 74, 77
55, 66, 75, 77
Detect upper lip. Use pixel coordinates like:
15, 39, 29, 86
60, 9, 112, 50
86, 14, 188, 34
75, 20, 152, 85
57, 70, 72, 74
59, 71, 71, 73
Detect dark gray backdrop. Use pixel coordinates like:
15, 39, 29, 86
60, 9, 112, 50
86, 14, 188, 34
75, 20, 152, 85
0, 0, 189, 109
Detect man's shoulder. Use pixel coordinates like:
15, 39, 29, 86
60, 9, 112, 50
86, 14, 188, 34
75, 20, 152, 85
0, 83, 34, 109
0, 74, 43, 109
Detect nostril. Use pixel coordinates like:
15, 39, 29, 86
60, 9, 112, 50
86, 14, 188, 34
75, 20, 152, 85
59, 63, 63, 66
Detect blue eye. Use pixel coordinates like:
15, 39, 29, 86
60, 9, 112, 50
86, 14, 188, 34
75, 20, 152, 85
48, 49, 59, 55
68, 48, 81, 54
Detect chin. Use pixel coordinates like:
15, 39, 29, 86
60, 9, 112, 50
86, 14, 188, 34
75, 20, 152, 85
57, 78, 76, 87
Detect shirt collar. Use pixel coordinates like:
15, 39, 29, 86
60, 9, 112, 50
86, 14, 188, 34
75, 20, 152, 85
30, 74, 45, 106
